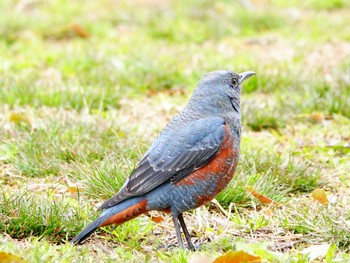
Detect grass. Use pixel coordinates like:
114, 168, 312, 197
1, 0, 350, 262
0, 191, 86, 241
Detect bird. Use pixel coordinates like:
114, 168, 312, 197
70, 70, 255, 250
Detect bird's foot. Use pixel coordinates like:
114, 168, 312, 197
189, 243, 202, 251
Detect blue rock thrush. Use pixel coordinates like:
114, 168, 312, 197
71, 70, 255, 250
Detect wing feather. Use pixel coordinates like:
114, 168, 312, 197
99, 117, 226, 210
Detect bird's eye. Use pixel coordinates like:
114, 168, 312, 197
231, 77, 238, 86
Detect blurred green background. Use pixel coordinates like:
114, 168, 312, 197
1, 0, 349, 124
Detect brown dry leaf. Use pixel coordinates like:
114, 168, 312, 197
212, 251, 261, 263
0, 252, 27, 263
9, 112, 31, 126
71, 23, 89, 38
151, 215, 164, 223
246, 186, 279, 206
312, 189, 329, 205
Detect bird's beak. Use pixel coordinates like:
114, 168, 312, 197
239, 71, 256, 84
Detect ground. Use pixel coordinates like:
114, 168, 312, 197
0, 0, 350, 262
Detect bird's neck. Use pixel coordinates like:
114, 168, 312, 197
169, 104, 241, 134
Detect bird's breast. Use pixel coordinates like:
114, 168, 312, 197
175, 126, 239, 206
146, 126, 239, 214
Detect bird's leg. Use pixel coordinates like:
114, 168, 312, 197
178, 213, 195, 251
171, 213, 184, 249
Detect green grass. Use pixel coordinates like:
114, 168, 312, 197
217, 137, 322, 206
1, 0, 350, 262
0, 191, 86, 241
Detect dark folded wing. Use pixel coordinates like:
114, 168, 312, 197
99, 117, 226, 210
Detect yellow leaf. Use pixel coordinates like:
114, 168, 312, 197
9, 113, 31, 126
212, 251, 261, 263
67, 186, 79, 194
0, 252, 27, 263
312, 189, 329, 205
246, 186, 279, 206
310, 112, 325, 123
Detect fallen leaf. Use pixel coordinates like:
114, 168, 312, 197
310, 112, 325, 123
0, 252, 27, 263
212, 251, 261, 263
67, 186, 79, 194
301, 244, 330, 261
151, 215, 164, 223
246, 186, 279, 206
71, 23, 89, 38
9, 112, 31, 126
312, 189, 329, 205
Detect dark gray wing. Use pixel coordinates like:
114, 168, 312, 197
99, 117, 226, 210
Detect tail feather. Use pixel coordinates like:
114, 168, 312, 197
70, 216, 106, 245
71, 196, 147, 245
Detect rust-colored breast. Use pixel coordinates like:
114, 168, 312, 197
176, 125, 238, 205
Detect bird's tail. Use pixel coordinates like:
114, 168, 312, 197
70, 196, 147, 244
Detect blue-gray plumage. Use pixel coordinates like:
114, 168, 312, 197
71, 70, 255, 249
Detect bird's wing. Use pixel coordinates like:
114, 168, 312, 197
99, 117, 226, 210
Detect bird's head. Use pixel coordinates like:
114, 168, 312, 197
190, 70, 255, 115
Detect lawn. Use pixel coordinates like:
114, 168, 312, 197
1, 0, 350, 262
